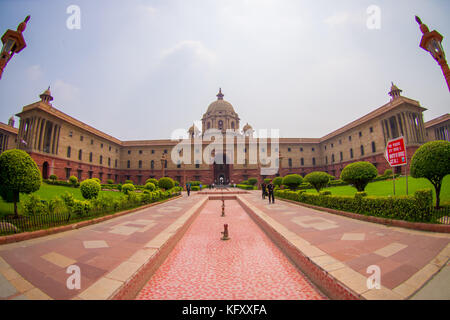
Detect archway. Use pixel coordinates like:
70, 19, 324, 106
213, 153, 231, 185
42, 161, 49, 180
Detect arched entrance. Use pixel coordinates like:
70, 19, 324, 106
42, 161, 49, 180
213, 153, 230, 185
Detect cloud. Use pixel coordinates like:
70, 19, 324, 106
52, 80, 80, 104
26, 65, 43, 81
160, 40, 216, 66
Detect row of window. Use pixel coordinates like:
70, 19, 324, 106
68, 131, 118, 153
67, 147, 117, 167
127, 149, 168, 155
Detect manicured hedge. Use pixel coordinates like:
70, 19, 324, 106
237, 184, 256, 190
275, 188, 433, 222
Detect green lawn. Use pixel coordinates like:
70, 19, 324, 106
0, 183, 124, 217
305, 175, 450, 205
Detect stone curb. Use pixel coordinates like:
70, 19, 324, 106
277, 197, 450, 233
0, 195, 182, 245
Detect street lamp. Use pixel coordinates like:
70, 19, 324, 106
415, 16, 450, 91
0, 16, 30, 80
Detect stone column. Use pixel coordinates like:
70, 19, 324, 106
55, 125, 61, 155
51, 124, 57, 154
38, 119, 46, 151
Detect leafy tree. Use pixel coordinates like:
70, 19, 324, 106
158, 177, 175, 190
410, 140, 450, 208
282, 174, 303, 190
80, 179, 101, 199
144, 182, 156, 191
122, 183, 135, 195
304, 171, 330, 193
69, 176, 78, 187
383, 169, 393, 177
146, 178, 158, 186
0, 149, 41, 217
340, 161, 378, 192
247, 178, 258, 186
49, 174, 57, 182
92, 178, 101, 185
273, 176, 283, 187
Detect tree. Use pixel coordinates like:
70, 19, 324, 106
410, 140, 450, 208
80, 179, 101, 199
340, 161, 378, 192
49, 174, 57, 182
144, 182, 156, 191
0, 149, 41, 217
282, 174, 303, 190
158, 177, 175, 190
122, 183, 135, 195
69, 176, 78, 187
146, 178, 158, 186
273, 176, 283, 187
304, 171, 330, 193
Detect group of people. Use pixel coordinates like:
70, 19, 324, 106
261, 181, 275, 204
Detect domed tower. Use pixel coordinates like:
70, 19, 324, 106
202, 88, 240, 134
39, 86, 53, 105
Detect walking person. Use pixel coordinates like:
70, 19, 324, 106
261, 182, 266, 199
186, 183, 191, 196
267, 182, 275, 204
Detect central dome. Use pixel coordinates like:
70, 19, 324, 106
205, 88, 236, 114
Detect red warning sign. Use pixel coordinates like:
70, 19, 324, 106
385, 136, 407, 167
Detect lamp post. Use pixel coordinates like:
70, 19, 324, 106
0, 16, 30, 80
415, 16, 450, 91
160, 153, 167, 178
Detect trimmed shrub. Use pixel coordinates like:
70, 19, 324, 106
410, 140, 450, 208
146, 178, 158, 186
282, 174, 303, 190
340, 161, 378, 192
320, 190, 332, 196
69, 176, 78, 187
247, 178, 258, 186
158, 177, 175, 190
187, 181, 201, 187
264, 178, 272, 184
144, 182, 156, 191
71, 200, 91, 217
49, 174, 57, 182
125, 180, 134, 185
80, 179, 101, 199
122, 183, 135, 195
92, 178, 101, 184
384, 169, 393, 177
273, 177, 283, 187
23, 194, 47, 216
236, 184, 255, 190
304, 171, 330, 193
107, 179, 114, 185
0, 149, 42, 217
191, 186, 200, 191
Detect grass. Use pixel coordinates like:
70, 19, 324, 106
0, 183, 124, 217
305, 175, 450, 206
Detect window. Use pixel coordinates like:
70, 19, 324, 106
164, 149, 167, 154
349, 136, 352, 141
109, 146, 111, 151
164, 160, 167, 168
288, 147, 291, 152
67, 146, 71, 158
137, 176, 142, 185
127, 160, 130, 168
100, 143, 103, 148
115, 159, 117, 168
332, 154, 335, 163
339, 139, 342, 145
80, 136, 83, 141
325, 156, 328, 164
139, 150, 142, 154
312, 157, 316, 165
128, 150, 131, 155
91, 139, 94, 145
300, 147, 303, 152
89, 152, 93, 162
371, 141, 376, 153
65, 168, 71, 180
100, 155, 103, 165
108, 158, 111, 167
99, 172, 103, 182
151, 150, 154, 154
312, 148, 315, 152
288, 158, 292, 167
331, 143, 334, 148
340, 152, 343, 161
360, 145, 365, 156
138, 160, 142, 169
300, 158, 304, 166
231, 122, 235, 129
88, 171, 93, 179
195, 160, 200, 169
350, 148, 354, 159
78, 150, 82, 161
359, 131, 362, 137
370, 127, 374, 133
324, 146, 327, 150
151, 160, 154, 169
77, 169, 82, 180
69, 131, 73, 137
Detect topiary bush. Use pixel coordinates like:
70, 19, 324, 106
304, 171, 330, 193
158, 177, 175, 190
80, 179, 101, 199
248, 178, 258, 186
146, 178, 158, 186
107, 179, 114, 185
122, 183, 135, 195
264, 178, 272, 184
383, 169, 393, 177
125, 179, 134, 185
410, 140, 450, 208
92, 178, 101, 185
273, 177, 283, 187
282, 174, 303, 190
49, 174, 57, 182
144, 182, 156, 191
69, 176, 78, 187
0, 149, 42, 217
340, 161, 378, 192
23, 194, 47, 216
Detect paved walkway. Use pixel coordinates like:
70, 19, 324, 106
136, 199, 325, 300
239, 191, 450, 299
0, 194, 205, 300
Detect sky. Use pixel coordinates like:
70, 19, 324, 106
0, 0, 449, 141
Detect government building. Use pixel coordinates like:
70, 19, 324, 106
0, 85, 449, 186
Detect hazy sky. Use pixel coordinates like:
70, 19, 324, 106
0, 0, 449, 141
